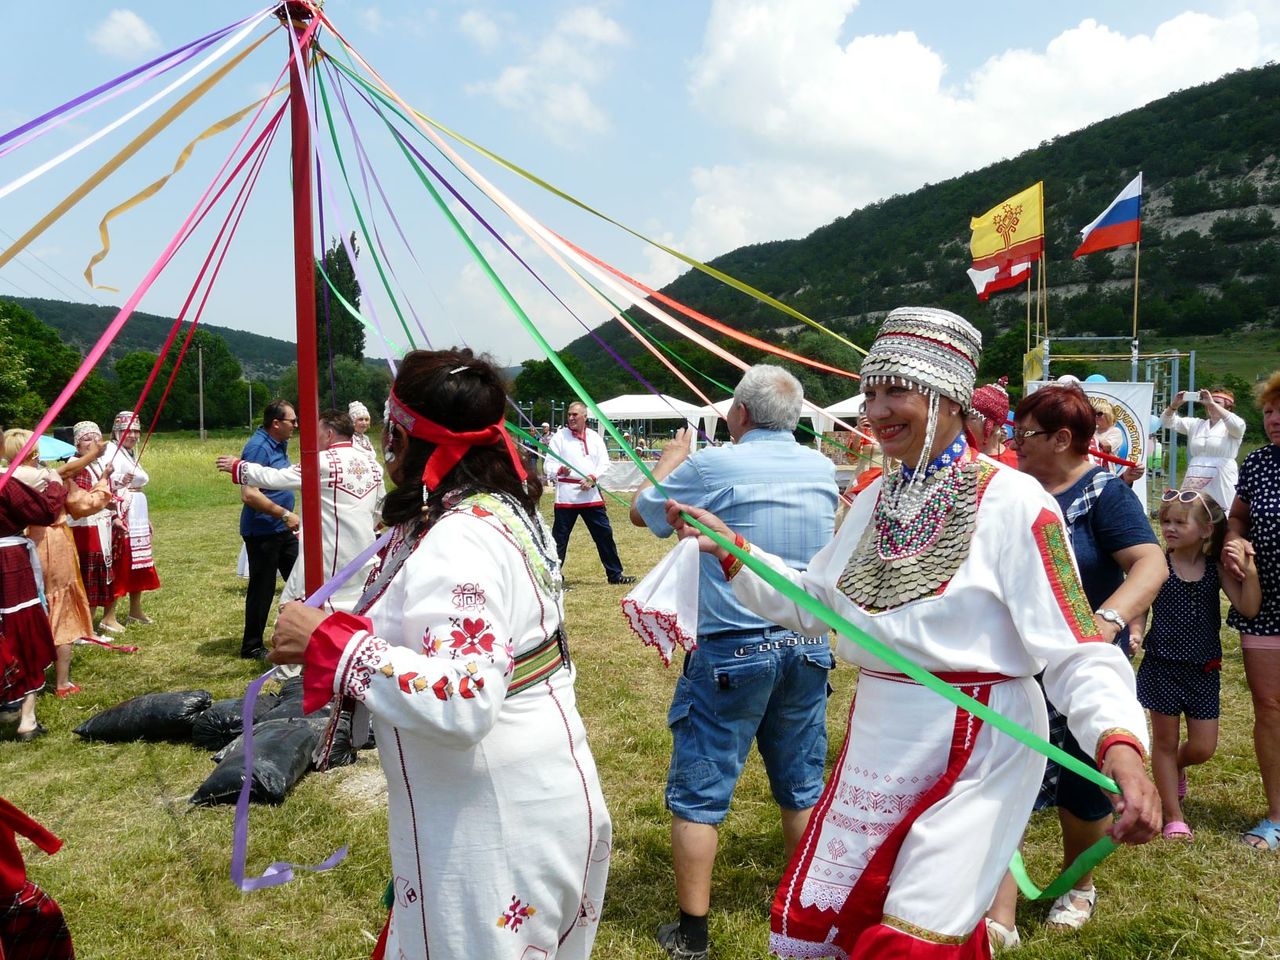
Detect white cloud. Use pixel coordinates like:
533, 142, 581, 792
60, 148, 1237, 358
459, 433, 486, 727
358, 7, 388, 34
467, 6, 627, 144
666, 2, 1269, 273
459, 10, 501, 52
89, 9, 162, 59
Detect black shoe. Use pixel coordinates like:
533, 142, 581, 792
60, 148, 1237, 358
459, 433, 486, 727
608, 575, 637, 585
240, 647, 268, 661
656, 922, 709, 960
16, 723, 47, 743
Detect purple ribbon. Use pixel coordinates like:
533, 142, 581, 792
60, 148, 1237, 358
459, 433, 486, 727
0, 11, 259, 152
231, 528, 394, 892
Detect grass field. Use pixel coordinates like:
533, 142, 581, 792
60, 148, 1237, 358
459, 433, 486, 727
4, 434, 1280, 960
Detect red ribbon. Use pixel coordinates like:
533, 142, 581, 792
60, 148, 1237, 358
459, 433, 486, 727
387, 389, 528, 492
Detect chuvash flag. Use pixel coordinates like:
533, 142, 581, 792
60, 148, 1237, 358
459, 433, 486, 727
968, 182, 1044, 299
1073, 173, 1142, 257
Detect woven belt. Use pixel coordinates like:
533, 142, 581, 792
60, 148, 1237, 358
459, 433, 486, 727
861, 668, 1015, 686
507, 628, 568, 698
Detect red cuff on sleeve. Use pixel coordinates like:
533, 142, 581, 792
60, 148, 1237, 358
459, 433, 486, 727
230, 459, 244, 483
303, 610, 374, 714
1096, 730, 1146, 766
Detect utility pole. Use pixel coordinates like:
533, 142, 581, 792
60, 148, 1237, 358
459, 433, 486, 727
247, 379, 253, 428
198, 344, 206, 441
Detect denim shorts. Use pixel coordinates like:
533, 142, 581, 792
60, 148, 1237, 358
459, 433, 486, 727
665, 628, 834, 824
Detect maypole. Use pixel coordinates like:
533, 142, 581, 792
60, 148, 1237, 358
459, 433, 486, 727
281, 0, 323, 595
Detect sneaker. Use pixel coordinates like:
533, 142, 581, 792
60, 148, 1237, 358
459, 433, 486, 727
656, 922, 709, 960
608, 575, 637, 585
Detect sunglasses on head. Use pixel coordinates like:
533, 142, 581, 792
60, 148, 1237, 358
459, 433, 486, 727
1161, 488, 1222, 518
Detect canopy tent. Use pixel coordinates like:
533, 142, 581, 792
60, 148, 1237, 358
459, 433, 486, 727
590, 394, 717, 445
812, 393, 865, 436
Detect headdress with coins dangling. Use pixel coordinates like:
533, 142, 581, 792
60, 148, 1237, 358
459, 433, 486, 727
859, 307, 982, 520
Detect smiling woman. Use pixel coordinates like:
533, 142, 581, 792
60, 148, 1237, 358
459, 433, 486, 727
666, 307, 1160, 959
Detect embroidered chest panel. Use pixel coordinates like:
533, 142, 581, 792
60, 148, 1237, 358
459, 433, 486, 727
836, 460, 997, 612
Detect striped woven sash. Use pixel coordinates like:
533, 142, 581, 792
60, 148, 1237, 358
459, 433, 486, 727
507, 629, 568, 698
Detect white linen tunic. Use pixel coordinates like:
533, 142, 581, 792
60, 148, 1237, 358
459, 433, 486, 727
99, 442, 153, 571
1162, 410, 1246, 511
545, 428, 610, 509
730, 456, 1148, 956
231, 441, 383, 612
307, 496, 611, 959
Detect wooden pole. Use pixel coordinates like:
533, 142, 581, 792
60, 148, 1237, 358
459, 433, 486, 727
197, 344, 205, 441
283, 2, 323, 596
1025, 267, 1032, 353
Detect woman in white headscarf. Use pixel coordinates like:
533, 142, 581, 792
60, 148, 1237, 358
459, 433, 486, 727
101, 411, 160, 627
66, 422, 117, 630
348, 400, 376, 460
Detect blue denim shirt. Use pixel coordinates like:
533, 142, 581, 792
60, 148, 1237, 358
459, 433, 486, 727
635, 429, 837, 635
238, 427, 294, 537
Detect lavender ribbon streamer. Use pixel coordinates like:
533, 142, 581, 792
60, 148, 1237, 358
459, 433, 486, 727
231, 527, 395, 892
0, 13, 252, 151
372, 104, 708, 436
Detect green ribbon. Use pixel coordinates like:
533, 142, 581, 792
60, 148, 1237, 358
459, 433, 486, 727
1008, 840, 1116, 901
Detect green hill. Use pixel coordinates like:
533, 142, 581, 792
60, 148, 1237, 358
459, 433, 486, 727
9, 296, 297, 381
554, 63, 1280, 408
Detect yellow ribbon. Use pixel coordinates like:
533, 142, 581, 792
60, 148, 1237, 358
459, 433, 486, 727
0, 31, 270, 277
84, 83, 287, 291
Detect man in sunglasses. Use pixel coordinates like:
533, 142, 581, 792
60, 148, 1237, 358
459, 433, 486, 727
234, 399, 300, 660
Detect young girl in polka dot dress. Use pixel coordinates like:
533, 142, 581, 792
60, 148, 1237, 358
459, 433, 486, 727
1138, 489, 1261, 841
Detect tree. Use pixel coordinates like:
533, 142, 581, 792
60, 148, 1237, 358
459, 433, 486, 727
513, 354, 587, 424
276, 357, 392, 420
111, 330, 252, 429
0, 317, 39, 426
0, 298, 116, 428
314, 233, 365, 369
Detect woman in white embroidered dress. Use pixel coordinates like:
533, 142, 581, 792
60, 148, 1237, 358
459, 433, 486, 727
1161, 388, 1247, 511
100, 411, 160, 628
272, 349, 611, 960
665, 308, 1160, 960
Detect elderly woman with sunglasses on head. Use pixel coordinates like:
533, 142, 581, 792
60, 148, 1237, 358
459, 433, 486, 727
1161, 388, 1246, 511
1228, 371, 1280, 850
665, 308, 1159, 959
984, 384, 1167, 940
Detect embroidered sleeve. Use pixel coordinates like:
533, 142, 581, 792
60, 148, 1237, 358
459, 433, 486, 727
322, 514, 522, 749
303, 610, 375, 713
999, 492, 1150, 760
233, 459, 304, 491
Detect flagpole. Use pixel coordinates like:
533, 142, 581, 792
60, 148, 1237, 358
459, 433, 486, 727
1025, 268, 1032, 353
1040, 252, 1049, 343
1131, 239, 1142, 381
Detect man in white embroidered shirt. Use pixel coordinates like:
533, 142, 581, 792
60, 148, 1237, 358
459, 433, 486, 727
546, 401, 634, 585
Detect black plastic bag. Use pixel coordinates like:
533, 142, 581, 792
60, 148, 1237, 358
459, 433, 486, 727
74, 690, 213, 742
190, 718, 320, 806
191, 694, 279, 751
260, 675, 305, 722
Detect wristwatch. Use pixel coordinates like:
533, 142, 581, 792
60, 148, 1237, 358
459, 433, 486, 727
1095, 607, 1127, 631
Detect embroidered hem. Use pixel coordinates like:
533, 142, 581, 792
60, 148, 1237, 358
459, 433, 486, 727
881, 913, 969, 945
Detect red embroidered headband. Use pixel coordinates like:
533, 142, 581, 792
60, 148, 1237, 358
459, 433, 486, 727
387, 388, 528, 492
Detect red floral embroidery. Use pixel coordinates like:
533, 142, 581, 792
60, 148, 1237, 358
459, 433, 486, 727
449, 617, 498, 657
497, 895, 537, 932
432, 676, 454, 701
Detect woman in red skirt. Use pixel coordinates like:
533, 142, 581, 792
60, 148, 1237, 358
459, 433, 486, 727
102, 412, 160, 628
67, 422, 116, 629
0, 466, 65, 742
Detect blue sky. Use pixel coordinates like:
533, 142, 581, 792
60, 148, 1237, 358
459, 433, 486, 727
2, 1, 1277, 367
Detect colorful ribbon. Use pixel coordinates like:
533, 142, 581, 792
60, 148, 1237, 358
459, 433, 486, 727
84, 85, 288, 290
0, 30, 272, 273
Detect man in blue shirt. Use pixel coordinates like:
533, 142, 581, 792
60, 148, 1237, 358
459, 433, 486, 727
237, 399, 299, 659
631, 365, 838, 960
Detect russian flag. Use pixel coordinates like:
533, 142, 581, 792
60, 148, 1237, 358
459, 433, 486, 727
1073, 173, 1142, 258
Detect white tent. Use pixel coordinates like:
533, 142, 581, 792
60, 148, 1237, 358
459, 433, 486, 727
590, 394, 714, 445
812, 393, 865, 436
